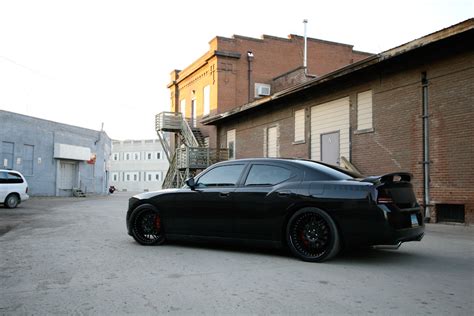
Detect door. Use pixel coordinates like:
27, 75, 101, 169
168, 163, 246, 237
266, 126, 278, 157
233, 163, 298, 241
321, 131, 340, 165
226, 129, 236, 160
59, 161, 76, 190
0, 171, 10, 201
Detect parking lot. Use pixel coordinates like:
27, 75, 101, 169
1, 193, 473, 314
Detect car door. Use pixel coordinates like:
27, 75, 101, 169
232, 163, 301, 241
170, 163, 247, 237
0, 171, 9, 202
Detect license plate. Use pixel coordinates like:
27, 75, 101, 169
411, 214, 419, 227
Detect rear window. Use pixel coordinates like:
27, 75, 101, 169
293, 160, 360, 180
8, 172, 24, 183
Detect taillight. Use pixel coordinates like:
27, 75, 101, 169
377, 189, 393, 204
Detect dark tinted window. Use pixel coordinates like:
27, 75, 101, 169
197, 164, 245, 187
293, 160, 360, 180
245, 164, 292, 186
8, 172, 23, 183
0, 172, 23, 184
0, 171, 8, 183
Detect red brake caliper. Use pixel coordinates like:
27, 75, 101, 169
300, 231, 309, 247
154, 215, 161, 232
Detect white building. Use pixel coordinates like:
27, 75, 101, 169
109, 139, 169, 192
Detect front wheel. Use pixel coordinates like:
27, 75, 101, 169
130, 204, 165, 245
286, 207, 340, 262
5, 194, 20, 209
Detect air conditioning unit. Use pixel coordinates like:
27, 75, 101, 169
255, 83, 271, 97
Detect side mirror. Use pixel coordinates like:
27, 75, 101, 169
185, 177, 196, 190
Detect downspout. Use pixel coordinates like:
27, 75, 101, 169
303, 19, 308, 75
247, 51, 254, 103
421, 72, 431, 222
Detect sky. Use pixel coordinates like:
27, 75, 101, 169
0, 0, 472, 140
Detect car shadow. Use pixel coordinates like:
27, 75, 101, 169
152, 239, 438, 267
163, 239, 291, 260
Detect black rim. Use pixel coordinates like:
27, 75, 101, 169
133, 210, 162, 244
290, 212, 331, 258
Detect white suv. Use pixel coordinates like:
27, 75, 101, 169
0, 169, 29, 208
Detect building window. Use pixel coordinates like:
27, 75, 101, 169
112, 172, 118, 182
266, 126, 278, 158
156, 152, 161, 160
125, 153, 131, 160
2, 141, 14, 169
126, 174, 130, 181
133, 174, 137, 181
226, 129, 236, 160
133, 152, 140, 160
203, 85, 210, 115
357, 90, 373, 131
145, 172, 161, 182
113, 153, 119, 161
191, 98, 197, 127
23, 144, 34, 175
204, 137, 210, 148
294, 109, 305, 143
180, 99, 186, 118
147, 153, 152, 160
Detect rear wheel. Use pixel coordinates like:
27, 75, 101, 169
286, 207, 340, 262
130, 204, 165, 245
5, 194, 20, 209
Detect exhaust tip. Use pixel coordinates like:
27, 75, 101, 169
372, 242, 402, 250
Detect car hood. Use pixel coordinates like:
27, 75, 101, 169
133, 188, 183, 200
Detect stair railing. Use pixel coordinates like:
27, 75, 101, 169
180, 117, 200, 148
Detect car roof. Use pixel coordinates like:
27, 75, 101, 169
212, 158, 361, 178
0, 169, 23, 175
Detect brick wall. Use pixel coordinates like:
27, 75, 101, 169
214, 41, 474, 224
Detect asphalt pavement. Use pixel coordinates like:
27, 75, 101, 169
1, 193, 473, 315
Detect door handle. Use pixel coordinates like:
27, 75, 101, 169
278, 191, 291, 197
219, 192, 230, 197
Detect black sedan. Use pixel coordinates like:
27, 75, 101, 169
126, 158, 424, 262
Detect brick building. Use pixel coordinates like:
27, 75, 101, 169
167, 34, 371, 151
202, 20, 474, 224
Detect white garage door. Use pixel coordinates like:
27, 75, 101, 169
310, 97, 350, 165
59, 161, 76, 189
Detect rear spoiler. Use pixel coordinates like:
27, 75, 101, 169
361, 172, 412, 184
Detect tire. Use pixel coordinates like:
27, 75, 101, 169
129, 204, 166, 245
286, 207, 340, 262
5, 194, 20, 209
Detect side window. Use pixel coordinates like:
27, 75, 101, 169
8, 172, 23, 184
245, 165, 292, 186
0, 171, 8, 184
196, 164, 245, 187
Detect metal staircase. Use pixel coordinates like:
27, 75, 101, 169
156, 112, 229, 189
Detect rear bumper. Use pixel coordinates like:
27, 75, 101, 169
375, 204, 425, 245
20, 193, 29, 202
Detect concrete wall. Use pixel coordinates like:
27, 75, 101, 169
0, 110, 111, 196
